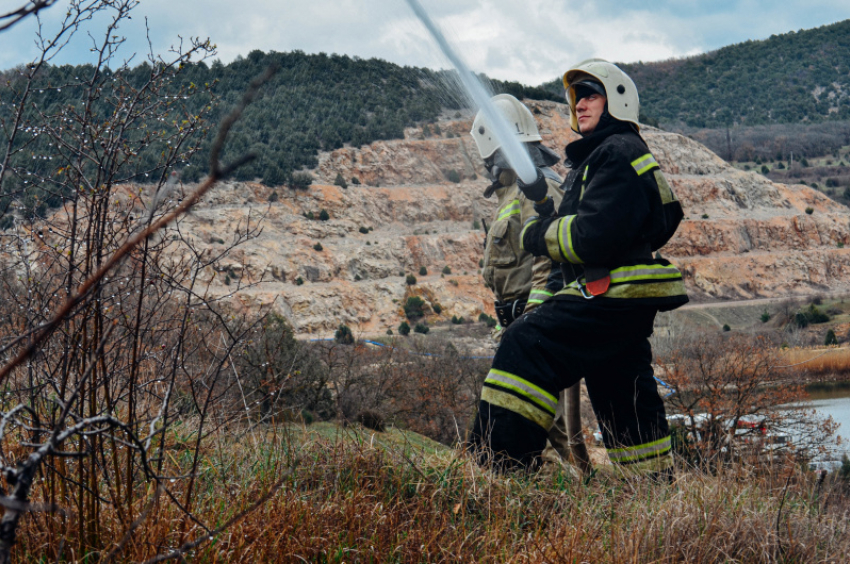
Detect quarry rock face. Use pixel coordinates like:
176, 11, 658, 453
176, 100, 850, 335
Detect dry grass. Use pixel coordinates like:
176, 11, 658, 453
777, 345, 850, 378
16, 423, 850, 563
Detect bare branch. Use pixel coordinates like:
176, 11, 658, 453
0, 1, 58, 33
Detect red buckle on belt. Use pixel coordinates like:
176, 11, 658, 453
585, 275, 610, 297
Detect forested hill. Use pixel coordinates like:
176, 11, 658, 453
0, 50, 558, 197
190, 50, 557, 184
7, 19, 850, 218
580, 19, 850, 129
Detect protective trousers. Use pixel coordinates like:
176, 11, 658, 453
468, 297, 673, 475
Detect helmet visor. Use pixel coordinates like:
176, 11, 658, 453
572, 79, 606, 103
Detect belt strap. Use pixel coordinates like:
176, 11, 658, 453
494, 298, 527, 328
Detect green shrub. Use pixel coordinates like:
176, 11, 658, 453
419, 266, 427, 276
319, 209, 330, 221
760, 310, 771, 323
404, 296, 426, 319
269, 191, 279, 202
334, 173, 348, 189
359, 226, 370, 234
313, 242, 323, 251
295, 276, 304, 285
796, 305, 830, 328
334, 324, 354, 345
451, 315, 464, 325
701, 213, 709, 219
442, 265, 452, 275
304, 211, 315, 220
825, 329, 839, 346
478, 313, 497, 328
290, 171, 314, 190
808, 305, 830, 323
406, 274, 417, 286
398, 321, 410, 336
722, 324, 731, 332
432, 303, 442, 314
262, 165, 286, 187
413, 323, 430, 334
351, 177, 360, 185
444, 169, 461, 183
805, 207, 814, 215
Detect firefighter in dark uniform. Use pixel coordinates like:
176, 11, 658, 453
470, 94, 582, 467
468, 59, 689, 477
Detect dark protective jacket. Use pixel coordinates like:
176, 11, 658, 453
521, 122, 688, 311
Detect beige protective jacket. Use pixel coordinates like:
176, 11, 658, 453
482, 172, 563, 332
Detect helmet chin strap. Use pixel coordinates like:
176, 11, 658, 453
485, 149, 513, 182
487, 165, 503, 183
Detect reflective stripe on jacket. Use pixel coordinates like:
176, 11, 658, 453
521, 125, 688, 311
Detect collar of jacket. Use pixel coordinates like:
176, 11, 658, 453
564, 120, 635, 167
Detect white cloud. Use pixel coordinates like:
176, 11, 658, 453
0, 0, 847, 85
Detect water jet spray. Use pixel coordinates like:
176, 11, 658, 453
404, 0, 538, 184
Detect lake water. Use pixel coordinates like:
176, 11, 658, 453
801, 384, 850, 468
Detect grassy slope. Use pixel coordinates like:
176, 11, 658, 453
21, 420, 850, 562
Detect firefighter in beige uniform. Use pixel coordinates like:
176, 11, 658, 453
472, 94, 577, 464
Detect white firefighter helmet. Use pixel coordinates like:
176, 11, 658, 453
470, 94, 542, 159
562, 58, 640, 132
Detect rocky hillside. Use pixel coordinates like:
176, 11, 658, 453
173, 100, 850, 336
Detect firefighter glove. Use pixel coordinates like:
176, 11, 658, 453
533, 196, 556, 218
516, 168, 549, 203
520, 216, 554, 257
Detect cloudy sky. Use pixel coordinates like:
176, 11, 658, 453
2, 0, 849, 85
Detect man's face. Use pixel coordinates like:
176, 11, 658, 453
575, 93, 607, 134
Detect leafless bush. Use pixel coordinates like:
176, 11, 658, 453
234, 313, 334, 423
0, 1, 280, 560
300, 337, 489, 446
657, 332, 838, 473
